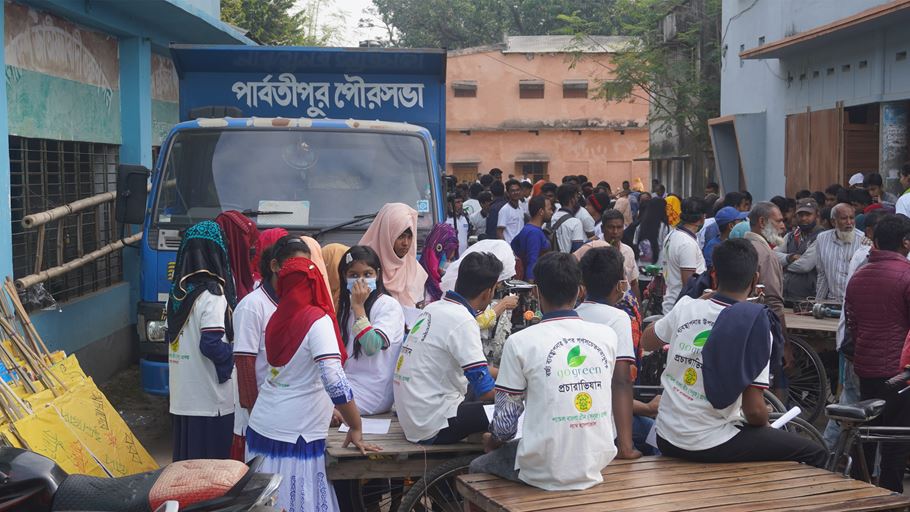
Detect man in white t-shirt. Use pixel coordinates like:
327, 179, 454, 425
661, 197, 707, 314
497, 179, 525, 243
895, 165, 910, 218
394, 252, 502, 444
446, 194, 472, 256
576, 246, 658, 456
641, 239, 827, 467
470, 252, 624, 491
549, 183, 586, 253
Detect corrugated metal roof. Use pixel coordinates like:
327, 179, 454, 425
502, 35, 632, 54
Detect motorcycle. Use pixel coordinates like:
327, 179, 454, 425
0, 447, 280, 511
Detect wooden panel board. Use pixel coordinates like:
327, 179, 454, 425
785, 312, 839, 333
785, 112, 810, 197
808, 107, 844, 192
458, 456, 910, 512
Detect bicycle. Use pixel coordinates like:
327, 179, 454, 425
825, 398, 910, 485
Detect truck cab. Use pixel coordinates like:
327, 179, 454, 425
137, 46, 446, 393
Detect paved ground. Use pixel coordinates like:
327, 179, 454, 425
99, 364, 172, 466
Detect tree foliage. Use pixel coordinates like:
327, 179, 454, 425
370, 0, 621, 49
562, 0, 721, 157
221, 0, 343, 46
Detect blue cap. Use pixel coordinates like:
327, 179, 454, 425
715, 206, 748, 228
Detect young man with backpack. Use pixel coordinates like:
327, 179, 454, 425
547, 184, 586, 253
511, 196, 552, 282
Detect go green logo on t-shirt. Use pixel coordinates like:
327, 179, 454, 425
693, 330, 711, 348
567, 345, 586, 367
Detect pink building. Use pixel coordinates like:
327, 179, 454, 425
446, 36, 650, 186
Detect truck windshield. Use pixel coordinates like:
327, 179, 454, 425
153, 129, 435, 231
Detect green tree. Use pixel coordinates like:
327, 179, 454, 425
562, 0, 721, 174
371, 0, 618, 49
221, 0, 342, 46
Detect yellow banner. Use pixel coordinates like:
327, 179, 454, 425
52, 379, 158, 476
50, 354, 86, 387
13, 405, 107, 477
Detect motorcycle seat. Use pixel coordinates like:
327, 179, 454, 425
825, 399, 887, 422
51, 468, 163, 512
148, 459, 249, 511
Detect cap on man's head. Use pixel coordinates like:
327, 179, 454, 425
848, 172, 865, 187
714, 206, 748, 228
796, 198, 818, 214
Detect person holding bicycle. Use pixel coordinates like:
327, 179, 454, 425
641, 239, 827, 467
844, 214, 910, 492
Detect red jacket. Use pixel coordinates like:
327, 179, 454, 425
845, 249, 910, 378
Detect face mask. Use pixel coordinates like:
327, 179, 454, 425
346, 277, 377, 292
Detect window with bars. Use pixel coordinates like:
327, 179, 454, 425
9, 136, 122, 305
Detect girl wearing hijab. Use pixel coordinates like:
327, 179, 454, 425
231, 236, 311, 461
251, 228, 288, 283
303, 236, 333, 308
420, 223, 460, 303
247, 257, 380, 512
336, 246, 405, 415
633, 197, 670, 267
665, 195, 682, 228
359, 203, 428, 311
215, 210, 259, 300
322, 243, 350, 309
167, 221, 236, 461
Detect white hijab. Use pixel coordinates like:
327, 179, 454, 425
440, 239, 517, 293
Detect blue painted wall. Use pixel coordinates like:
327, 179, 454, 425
720, 0, 910, 198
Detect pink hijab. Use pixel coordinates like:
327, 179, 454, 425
573, 240, 612, 261
359, 203, 428, 307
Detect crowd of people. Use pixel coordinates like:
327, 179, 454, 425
164, 167, 910, 512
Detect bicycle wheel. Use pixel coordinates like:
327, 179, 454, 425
785, 335, 828, 423
397, 455, 476, 512
335, 478, 407, 512
763, 390, 787, 414
769, 413, 828, 452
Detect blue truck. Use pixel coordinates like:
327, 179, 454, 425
133, 45, 447, 394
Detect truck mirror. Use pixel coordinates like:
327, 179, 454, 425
116, 164, 151, 225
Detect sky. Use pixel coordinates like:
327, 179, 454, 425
294, 0, 387, 47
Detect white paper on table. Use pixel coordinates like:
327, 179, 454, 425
483, 404, 524, 439
771, 407, 802, 429
645, 423, 659, 449
338, 418, 392, 435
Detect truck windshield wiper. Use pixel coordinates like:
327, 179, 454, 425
241, 209, 293, 216
311, 212, 378, 239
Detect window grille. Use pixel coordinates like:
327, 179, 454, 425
9, 136, 122, 305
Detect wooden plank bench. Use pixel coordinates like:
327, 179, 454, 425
324, 414, 483, 481
457, 456, 910, 511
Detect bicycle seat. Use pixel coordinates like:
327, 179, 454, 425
825, 399, 886, 422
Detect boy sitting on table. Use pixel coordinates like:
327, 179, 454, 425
470, 252, 625, 491
576, 246, 659, 456
641, 239, 827, 467
393, 252, 502, 444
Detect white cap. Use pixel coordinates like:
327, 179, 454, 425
848, 172, 864, 186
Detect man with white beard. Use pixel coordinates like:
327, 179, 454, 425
797, 203, 870, 303
743, 202, 787, 329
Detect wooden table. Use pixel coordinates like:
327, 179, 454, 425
785, 312, 838, 334
324, 414, 483, 481
457, 457, 910, 511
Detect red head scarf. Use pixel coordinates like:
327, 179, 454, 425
265, 257, 347, 367
215, 210, 259, 299
532, 179, 547, 197
251, 228, 289, 282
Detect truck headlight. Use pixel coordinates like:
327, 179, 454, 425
146, 320, 167, 342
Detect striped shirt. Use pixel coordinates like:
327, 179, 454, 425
812, 229, 870, 302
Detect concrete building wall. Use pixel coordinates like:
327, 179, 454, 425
446, 48, 649, 184
719, 0, 898, 198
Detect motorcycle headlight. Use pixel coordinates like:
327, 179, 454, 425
146, 320, 167, 342
254, 474, 282, 507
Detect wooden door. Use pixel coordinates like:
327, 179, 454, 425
785, 106, 844, 196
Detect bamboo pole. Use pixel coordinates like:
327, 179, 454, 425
15, 232, 143, 292
0, 315, 64, 395
20, 191, 117, 229
4, 280, 49, 357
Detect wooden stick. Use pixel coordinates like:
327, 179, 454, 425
0, 316, 64, 395
4, 279, 50, 358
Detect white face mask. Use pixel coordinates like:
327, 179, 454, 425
346, 277, 377, 292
